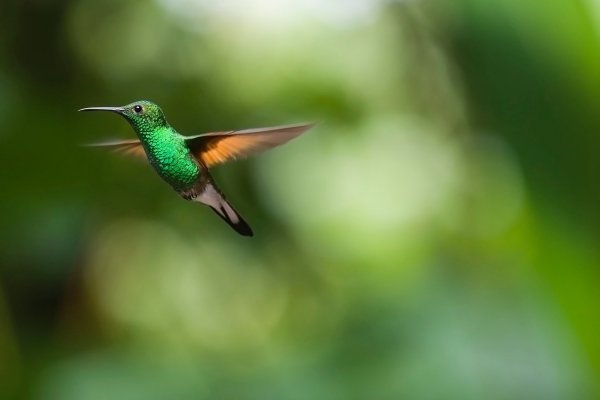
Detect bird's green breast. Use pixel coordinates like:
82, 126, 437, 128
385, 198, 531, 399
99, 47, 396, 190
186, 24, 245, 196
140, 126, 200, 190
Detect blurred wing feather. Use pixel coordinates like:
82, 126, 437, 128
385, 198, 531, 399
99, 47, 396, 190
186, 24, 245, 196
186, 123, 314, 168
83, 139, 147, 158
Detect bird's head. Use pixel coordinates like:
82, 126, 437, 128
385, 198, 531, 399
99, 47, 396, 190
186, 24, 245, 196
79, 100, 168, 133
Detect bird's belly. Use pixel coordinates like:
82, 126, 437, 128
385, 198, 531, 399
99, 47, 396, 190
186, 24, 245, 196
148, 151, 200, 190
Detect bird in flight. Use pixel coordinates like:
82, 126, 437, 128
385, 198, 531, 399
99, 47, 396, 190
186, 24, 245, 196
80, 100, 313, 237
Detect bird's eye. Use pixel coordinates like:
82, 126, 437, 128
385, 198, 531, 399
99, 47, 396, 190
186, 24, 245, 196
133, 105, 143, 114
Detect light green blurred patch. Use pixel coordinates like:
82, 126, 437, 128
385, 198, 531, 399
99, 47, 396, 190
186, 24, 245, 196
36, 352, 208, 400
85, 219, 290, 353
256, 116, 462, 280
387, 285, 593, 400
68, 0, 172, 79
456, 133, 525, 239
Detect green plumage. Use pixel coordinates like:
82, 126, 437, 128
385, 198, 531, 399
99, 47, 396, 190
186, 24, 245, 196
118, 101, 199, 191
139, 125, 200, 190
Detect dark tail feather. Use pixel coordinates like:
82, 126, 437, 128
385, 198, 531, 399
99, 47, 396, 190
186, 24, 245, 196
210, 202, 254, 237
194, 179, 254, 237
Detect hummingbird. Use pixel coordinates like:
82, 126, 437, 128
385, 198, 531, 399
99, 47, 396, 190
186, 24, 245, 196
80, 100, 313, 237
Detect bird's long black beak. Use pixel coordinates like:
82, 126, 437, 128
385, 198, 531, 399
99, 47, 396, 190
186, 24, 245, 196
78, 106, 125, 114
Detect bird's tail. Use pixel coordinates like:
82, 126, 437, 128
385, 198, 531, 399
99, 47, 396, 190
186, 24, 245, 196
194, 181, 253, 237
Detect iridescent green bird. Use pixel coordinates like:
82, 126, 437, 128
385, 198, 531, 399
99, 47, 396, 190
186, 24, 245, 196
80, 100, 313, 237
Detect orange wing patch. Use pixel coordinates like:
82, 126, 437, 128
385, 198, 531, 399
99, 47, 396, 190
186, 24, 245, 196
187, 123, 314, 168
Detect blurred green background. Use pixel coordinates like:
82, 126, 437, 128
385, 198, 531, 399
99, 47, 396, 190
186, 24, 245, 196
1, 0, 599, 399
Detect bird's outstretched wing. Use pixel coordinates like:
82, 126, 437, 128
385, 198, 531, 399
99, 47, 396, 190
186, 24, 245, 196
185, 123, 314, 168
83, 139, 146, 158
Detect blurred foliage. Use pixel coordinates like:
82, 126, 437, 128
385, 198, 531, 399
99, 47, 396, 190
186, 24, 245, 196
0, 0, 599, 399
